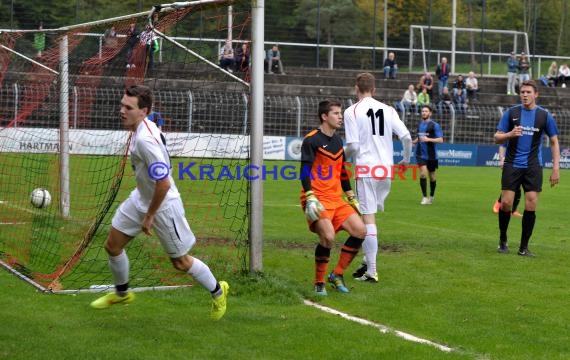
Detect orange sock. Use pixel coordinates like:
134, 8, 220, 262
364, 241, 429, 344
315, 244, 330, 284
333, 245, 359, 275
315, 257, 329, 284
333, 236, 364, 275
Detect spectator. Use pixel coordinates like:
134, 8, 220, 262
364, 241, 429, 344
125, 23, 139, 68
139, 25, 159, 74
400, 84, 418, 114
437, 86, 453, 114
266, 44, 285, 75
435, 57, 450, 98
465, 71, 479, 102
417, 72, 434, 99
383, 51, 398, 79
219, 39, 235, 72
518, 52, 531, 84
558, 63, 570, 88
506, 51, 519, 95
34, 22, 46, 58
104, 25, 118, 49
417, 87, 431, 109
546, 61, 558, 87
148, 110, 165, 131
234, 42, 250, 72
452, 74, 467, 113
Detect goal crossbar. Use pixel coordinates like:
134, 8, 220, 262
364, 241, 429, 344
409, 24, 530, 73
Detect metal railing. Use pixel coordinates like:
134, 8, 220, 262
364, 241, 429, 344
1, 85, 568, 147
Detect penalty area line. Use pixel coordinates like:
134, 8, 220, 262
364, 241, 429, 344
304, 299, 456, 353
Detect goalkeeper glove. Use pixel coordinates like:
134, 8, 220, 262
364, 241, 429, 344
304, 190, 324, 222
345, 191, 361, 215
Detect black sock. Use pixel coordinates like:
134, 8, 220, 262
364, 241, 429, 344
512, 189, 522, 213
115, 283, 129, 296
210, 282, 222, 297
498, 209, 511, 244
430, 181, 437, 197
420, 178, 427, 197
520, 210, 536, 251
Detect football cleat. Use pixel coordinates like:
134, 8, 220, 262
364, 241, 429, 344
354, 272, 379, 283
90, 292, 135, 309
211, 281, 229, 320
352, 263, 367, 279
314, 282, 327, 296
420, 197, 431, 205
328, 273, 349, 293
497, 243, 509, 254
517, 249, 535, 257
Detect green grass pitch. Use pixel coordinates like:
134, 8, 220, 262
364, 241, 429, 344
1, 162, 569, 359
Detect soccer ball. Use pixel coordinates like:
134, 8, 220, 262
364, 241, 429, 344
30, 188, 52, 208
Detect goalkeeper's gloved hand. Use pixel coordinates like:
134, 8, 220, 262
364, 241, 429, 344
345, 190, 361, 215
305, 190, 324, 222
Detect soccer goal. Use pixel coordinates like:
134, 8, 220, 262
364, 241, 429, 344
0, 0, 252, 293
409, 24, 529, 74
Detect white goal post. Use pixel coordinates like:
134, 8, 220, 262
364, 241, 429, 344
409, 25, 529, 74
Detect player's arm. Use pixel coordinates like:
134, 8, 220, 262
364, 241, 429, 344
494, 110, 522, 144
300, 139, 324, 221
340, 155, 361, 215
498, 143, 506, 167
549, 135, 560, 187
142, 177, 170, 236
399, 133, 412, 166
300, 158, 313, 193
146, 176, 170, 211
300, 137, 315, 193
425, 136, 444, 143
392, 116, 412, 166
424, 124, 444, 143
141, 141, 171, 235
345, 142, 359, 160
494, 129, 522, 144
343, 108, 359, 161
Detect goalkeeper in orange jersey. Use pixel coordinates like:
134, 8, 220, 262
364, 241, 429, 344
300, 99, 366, 296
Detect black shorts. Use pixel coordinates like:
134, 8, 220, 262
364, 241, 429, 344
417, 157, 438, 172
501, 165, 543, 193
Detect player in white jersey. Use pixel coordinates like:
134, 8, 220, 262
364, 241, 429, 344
344, 72, 412, 283
90, 85, 228, 320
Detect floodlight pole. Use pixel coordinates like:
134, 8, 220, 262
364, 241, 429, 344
250, 0, 264, 273
383, 0, 387, 64
227, 5, 233, 41
451, 0, 457, 74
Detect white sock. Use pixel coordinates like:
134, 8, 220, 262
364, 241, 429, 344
363, 224, 378, 275
108, 250, 129, 286
187, 257, 218, 295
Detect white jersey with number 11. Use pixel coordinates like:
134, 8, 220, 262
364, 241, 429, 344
344, 97, 410, 178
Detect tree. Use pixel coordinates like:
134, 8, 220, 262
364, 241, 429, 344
294, 0, 368, 45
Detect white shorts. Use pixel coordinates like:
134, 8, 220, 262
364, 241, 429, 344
112, 196, 196, 258
355, 177, 392, 214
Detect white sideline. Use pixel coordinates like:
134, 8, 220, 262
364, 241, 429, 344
304, 299, 455, 353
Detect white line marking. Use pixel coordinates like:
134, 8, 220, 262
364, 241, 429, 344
304, 299, 455, 353
0, 222, 28, 225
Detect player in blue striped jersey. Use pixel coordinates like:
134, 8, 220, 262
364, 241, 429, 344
494, 80, 560, 256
